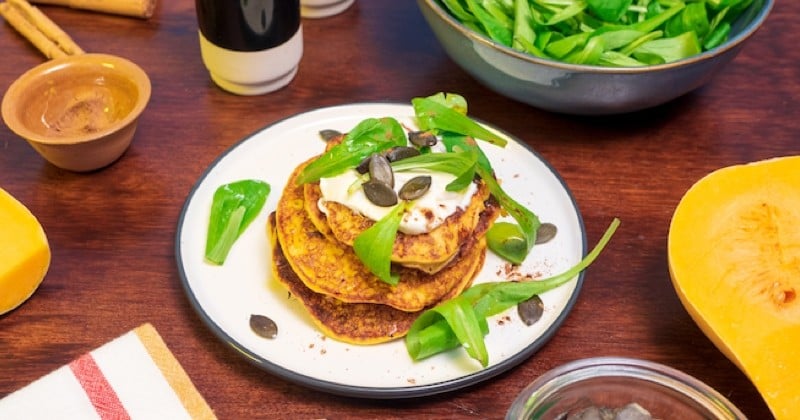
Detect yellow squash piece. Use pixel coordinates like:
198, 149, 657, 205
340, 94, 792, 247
668, 156, 800, 420
0, 187, 51, 314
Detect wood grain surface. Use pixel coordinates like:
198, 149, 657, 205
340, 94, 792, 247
1, 1, 797, 418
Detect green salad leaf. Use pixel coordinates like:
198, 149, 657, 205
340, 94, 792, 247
205, 180, 271, 265
406, 218, 620, 366
390, 148, 479, 192
588, 0, 633, 22
353, 202, 408, 285
441, 134, 540, 264
296, 117, 406, 185
413, 96, 507, 147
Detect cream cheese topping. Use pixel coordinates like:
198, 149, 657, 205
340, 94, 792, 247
318, 168, 478, 235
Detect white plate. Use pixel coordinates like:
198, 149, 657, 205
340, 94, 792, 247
176, 103, 586, 398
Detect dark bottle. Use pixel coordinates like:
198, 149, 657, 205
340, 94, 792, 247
196, 0, 301, 52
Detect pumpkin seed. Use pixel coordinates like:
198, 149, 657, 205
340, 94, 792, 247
517, 295, 544, 326
398, 176, 432, 200
535, 223, 558, 245
355, 154, 372, 174
363, 179, 398, 207
368, 154, 394, 188
250, 314, 278, 339
318, 129, 342, 142
386, 146, 421, 162
409, 130, 437, 147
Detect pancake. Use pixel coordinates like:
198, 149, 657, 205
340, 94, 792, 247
304, 178, 491, 273
268, 213, 419, 344
275, 157, 492, 312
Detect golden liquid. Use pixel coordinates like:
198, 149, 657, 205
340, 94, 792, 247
27, 73, 138, 140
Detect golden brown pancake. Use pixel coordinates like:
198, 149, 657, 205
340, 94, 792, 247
304, 179, 491, 273
268, 213, 418, 344
275, 158, 492, 312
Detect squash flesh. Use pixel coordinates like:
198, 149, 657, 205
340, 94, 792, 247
0, 187, 51, 314
668, 156, 800, 420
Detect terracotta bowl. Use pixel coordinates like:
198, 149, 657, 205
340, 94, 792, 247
2, 53, 151, 172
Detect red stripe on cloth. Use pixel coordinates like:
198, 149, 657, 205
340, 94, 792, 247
69, 353, 131, 420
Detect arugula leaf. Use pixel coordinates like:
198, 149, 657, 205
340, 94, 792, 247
485, 222, 529, 264
296, 117, 406, 184
205, 180, 270, 265
413, 96, 508, 147
479, 165, 541, 263
353, 202, 407, 285
442, 134, 540, 264
547, 0, 589, 25
464, 0, 513, 46
633, 30, 701, 63
587, 0, 632, 22
390, 149, 479, 191
424, 92, 468, 115
703, 21, 731, 49
512, 0, 537, 53
440, 0, 478, 23
390, 149, 477, 176
665, 2, 710, 39
406, 218, 620, 366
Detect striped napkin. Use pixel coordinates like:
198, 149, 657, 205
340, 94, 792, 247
0, 323, 216, 419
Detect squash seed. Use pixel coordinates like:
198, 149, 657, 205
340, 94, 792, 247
386, 146, 421, 162
363, 179, 398, 207
535, 222, 558, 244
250, 314, 278, 339
398, 176, 432, 200
517, 295, 544, 326
409, 130, 437, 147
318, 129, 342, 142
368, 154, 394, 188
355, 154, 372, 174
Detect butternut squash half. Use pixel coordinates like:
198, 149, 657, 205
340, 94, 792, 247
668, 156, 800, 420
0, 187, 50, 315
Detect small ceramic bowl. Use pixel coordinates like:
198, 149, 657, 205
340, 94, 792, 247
2, 53, 151, 172
506, 357, 745, 419
417, 0, 774, 115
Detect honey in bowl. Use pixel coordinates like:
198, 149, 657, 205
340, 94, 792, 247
2, 53, 151, 171
22, 70, 139, 140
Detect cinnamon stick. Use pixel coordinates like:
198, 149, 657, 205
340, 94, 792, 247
7, 0, 83, 55
0, 1, 75, 58
31, 0, 155, 19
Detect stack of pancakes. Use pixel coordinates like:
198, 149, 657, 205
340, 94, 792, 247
268, 146, 499, 345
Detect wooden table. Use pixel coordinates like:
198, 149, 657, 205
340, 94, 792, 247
1, 1, 796, 418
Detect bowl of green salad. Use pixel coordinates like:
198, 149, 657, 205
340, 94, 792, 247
417, 0, 774, 115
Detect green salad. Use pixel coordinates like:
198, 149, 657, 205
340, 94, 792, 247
438, 0, 763, 66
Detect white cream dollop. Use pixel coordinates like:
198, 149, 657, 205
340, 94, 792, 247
318, 168, 478, 235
